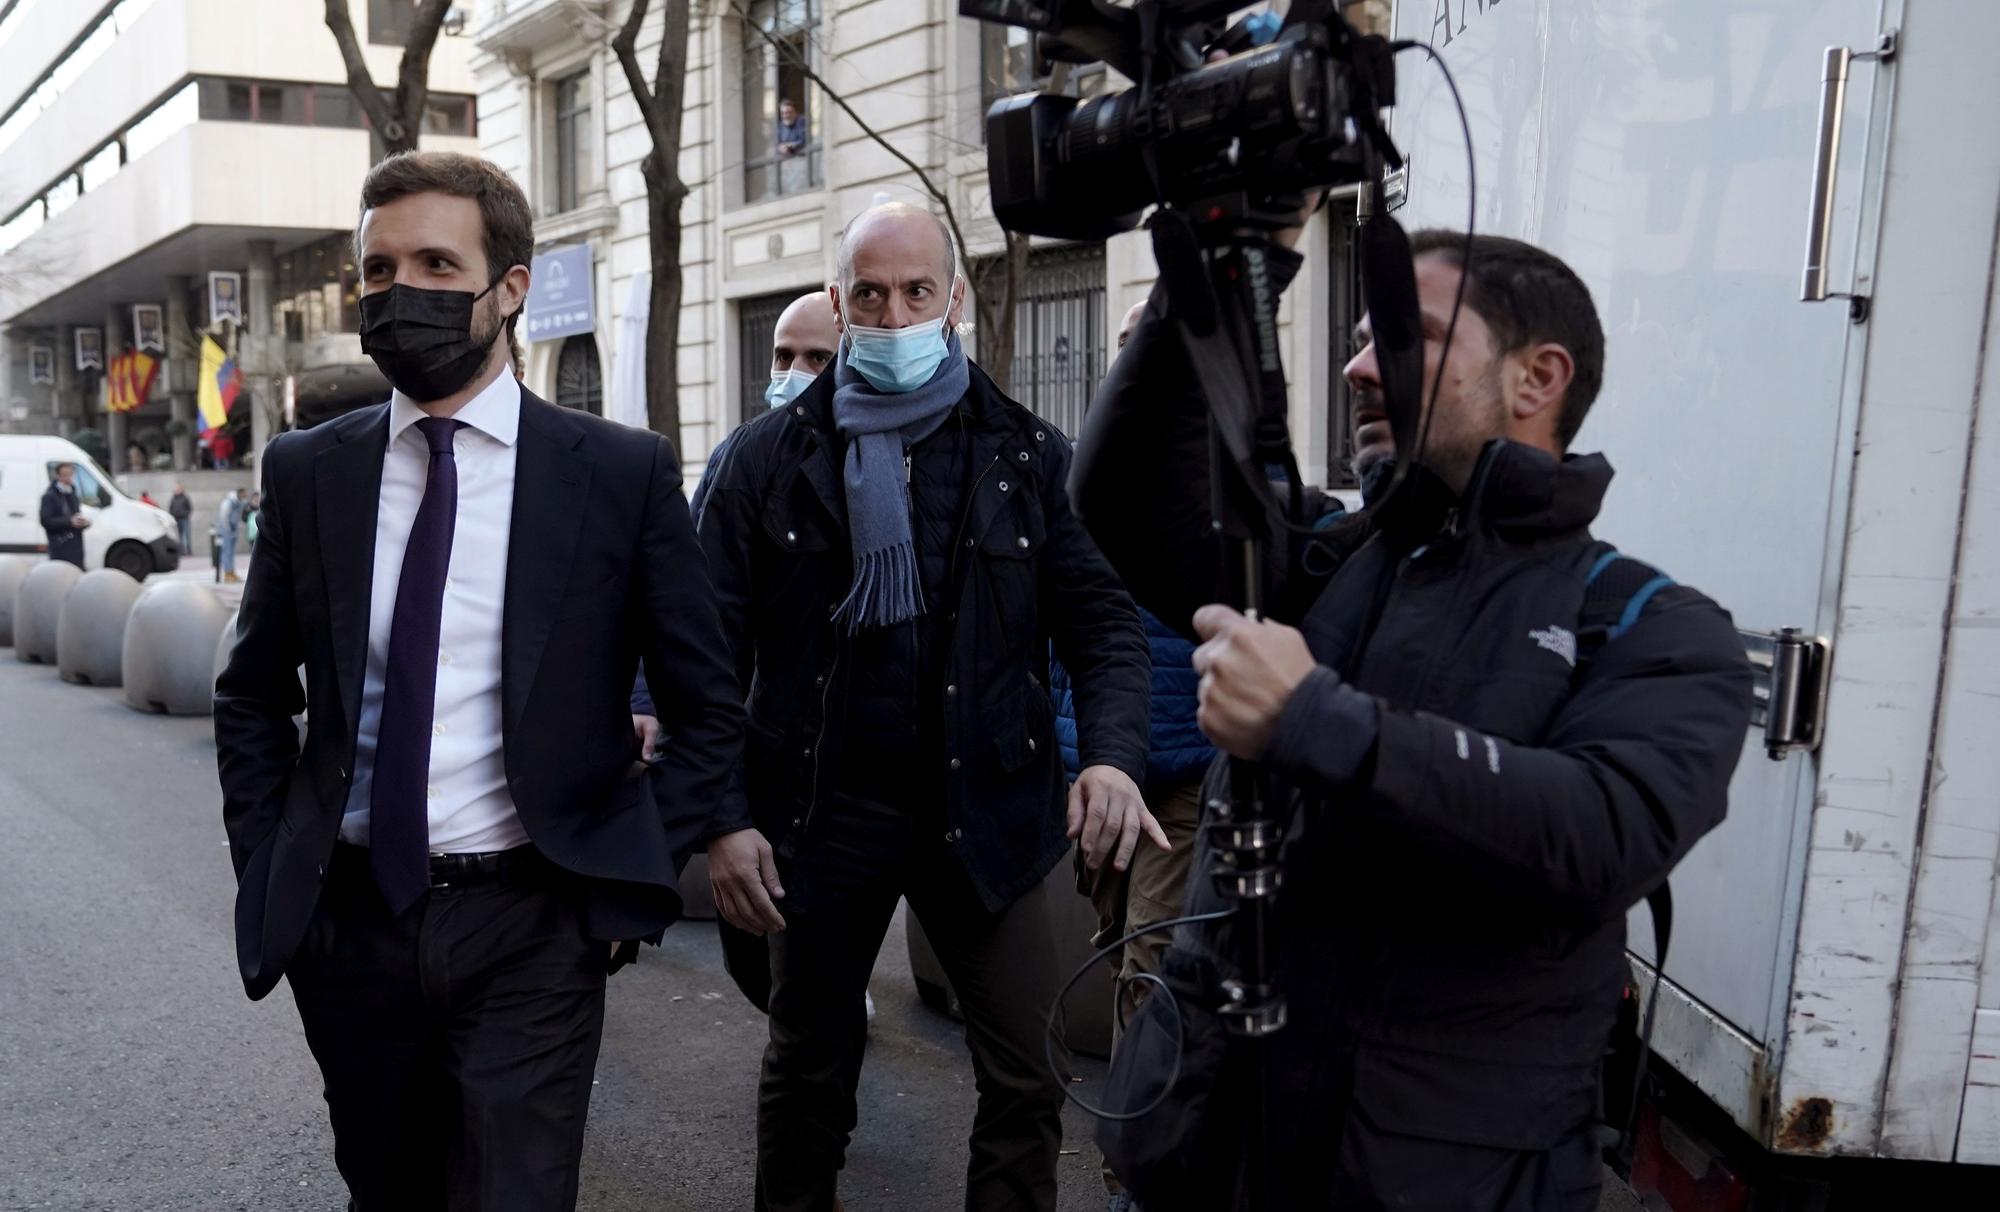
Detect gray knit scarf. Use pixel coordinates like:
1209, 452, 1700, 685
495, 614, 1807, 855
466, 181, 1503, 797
829, 328, 969, 632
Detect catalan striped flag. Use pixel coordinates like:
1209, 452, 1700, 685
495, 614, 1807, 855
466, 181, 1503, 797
105, 350, 160, 413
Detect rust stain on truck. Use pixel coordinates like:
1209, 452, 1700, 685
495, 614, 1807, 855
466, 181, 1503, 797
1776, 1097, 1835, 1151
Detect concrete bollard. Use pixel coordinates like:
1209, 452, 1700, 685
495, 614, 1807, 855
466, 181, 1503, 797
211, 608, 238, 688
0, 555, 35, 646
123, 580, 231, 715
14, 561, 82, 665
57, 569, 145, 686
0, 556, 31, 646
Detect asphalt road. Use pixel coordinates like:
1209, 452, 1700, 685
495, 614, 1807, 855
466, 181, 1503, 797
0, 607, 1645, 1212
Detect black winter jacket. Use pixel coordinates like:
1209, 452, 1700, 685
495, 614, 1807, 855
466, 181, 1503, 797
1073, 296, 1753, 1194
697, 362, 1151, 911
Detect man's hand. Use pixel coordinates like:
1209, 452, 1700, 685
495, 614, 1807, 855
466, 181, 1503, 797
632, 713, 660, 760
708, 828, 786, 935
72, 515, 90, 529
1067, 765, 1170, 873
1191, 604, 1319, 760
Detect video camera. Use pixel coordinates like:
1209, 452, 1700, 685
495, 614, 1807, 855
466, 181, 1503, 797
961, 0, 1402, 241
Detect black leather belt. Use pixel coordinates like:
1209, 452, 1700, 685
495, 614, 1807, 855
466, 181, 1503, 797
332, 842, 544, 889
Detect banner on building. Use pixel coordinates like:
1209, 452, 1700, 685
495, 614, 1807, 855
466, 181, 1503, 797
106, 351, 161, 413
525, 244, 594, 343
208, 271, 243, 327
75, 328, 104, 371
29, 344, 55, 385
197, 335, 242, 433
131, 304, 166, 353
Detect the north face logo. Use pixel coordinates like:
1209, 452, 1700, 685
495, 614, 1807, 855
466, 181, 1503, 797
1529, 625, 1577, 668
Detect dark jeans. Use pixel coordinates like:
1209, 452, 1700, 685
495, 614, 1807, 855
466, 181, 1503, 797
756, 791, 1067, 1212
286, 844, 608, 1212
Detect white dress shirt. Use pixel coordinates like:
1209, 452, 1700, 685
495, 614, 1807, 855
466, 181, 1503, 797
340, 372, 528, 854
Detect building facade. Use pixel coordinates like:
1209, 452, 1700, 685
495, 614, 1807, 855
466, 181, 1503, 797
0, 0, 479, 473
471, 0, 1373, 485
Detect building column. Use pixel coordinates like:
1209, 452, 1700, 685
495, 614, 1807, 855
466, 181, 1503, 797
245, 240, 278, 459
54, 325, 78, 438
103, 304, 129, 473
164, 275, 197, 470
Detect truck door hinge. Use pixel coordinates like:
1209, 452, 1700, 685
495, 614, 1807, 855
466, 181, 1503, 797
1742, 628, 1832, 761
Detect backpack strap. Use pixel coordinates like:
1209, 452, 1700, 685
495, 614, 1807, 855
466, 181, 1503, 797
1575, 543, 1677, 1168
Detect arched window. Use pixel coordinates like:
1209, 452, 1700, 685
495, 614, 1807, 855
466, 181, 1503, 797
555, 334, 602, 415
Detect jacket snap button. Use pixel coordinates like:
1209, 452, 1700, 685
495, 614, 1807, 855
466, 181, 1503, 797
998, 481, 1010, 492
1028, 738, 1037, 752
1016, 536, 1029, 549
946, 684, 956, 697
1034, 431, 1045, 441
1017, 451, 1030, 462
949, 758, 961, 771
786, 530, 797, 543
801, 746, 812, 758
815, 674, 826, 687
965, 538, 975, 548
792, 817, 802, 827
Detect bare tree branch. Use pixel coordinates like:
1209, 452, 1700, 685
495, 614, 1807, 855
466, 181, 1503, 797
324, 0, 455, 158
323, 0, 400, 139
612, 0, 694, 439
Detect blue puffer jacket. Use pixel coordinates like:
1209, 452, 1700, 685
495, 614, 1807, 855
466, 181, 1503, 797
1053, 608, 1212, 785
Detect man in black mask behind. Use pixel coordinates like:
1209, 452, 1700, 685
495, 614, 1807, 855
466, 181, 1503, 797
215, 150, 750, 1211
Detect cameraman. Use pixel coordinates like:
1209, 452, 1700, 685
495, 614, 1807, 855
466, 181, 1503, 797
1073, 230, 1753, 1210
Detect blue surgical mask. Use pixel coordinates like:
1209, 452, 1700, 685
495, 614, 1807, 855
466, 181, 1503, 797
764, 367, 816, 408
843, 316, 951, 394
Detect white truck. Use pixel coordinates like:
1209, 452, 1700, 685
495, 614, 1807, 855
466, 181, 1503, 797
1386, 0, 2000, 1203
0, 434, 182, 578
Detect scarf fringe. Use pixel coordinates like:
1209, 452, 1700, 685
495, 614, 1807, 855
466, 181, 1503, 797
831, 542, 926, 634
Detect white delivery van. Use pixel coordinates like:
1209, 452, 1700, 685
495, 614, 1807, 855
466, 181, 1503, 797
0, 435, 181, 579
1383, 0, 1999, 1203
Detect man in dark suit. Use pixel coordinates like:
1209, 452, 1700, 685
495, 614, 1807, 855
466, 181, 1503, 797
40, 462, 88, 567
214, 150, 750, 1211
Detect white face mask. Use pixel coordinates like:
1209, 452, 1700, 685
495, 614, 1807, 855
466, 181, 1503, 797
764, 367, 816, 408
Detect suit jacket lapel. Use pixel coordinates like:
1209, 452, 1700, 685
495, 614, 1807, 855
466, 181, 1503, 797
504, 395, 592, 735
315, 406, 389, 738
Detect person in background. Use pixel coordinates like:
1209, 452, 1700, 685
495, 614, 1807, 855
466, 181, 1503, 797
242, 491, 262, 548
215, 487, 246, 583
169, 483, 193, 556
698, 202, 1158, 1212
139, 490, 159, 507
775, 98, 809, 158
40, 463, 89, 568
1052, 297, 1214, 1212
632, 290, 841, 756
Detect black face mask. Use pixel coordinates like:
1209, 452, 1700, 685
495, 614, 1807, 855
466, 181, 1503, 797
359, 281, 510, 402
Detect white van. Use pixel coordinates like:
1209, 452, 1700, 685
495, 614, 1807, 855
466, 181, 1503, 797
0, 435, 181, 579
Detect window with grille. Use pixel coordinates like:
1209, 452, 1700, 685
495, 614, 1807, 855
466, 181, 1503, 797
555, 335, 603, 416
737, 289, 797, 425
980, 243, 1106, 439
552, 70, 592, 215
741, 0, 819, 204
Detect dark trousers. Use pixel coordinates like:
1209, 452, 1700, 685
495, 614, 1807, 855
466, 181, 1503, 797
756, 792, 1067, 1212
47, 531, 82, 568
286, 844, 608, 1212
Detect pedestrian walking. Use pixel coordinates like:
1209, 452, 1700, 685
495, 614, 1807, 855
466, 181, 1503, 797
215, 487, 245, 582
214, 150, 749, 1212
697, 201, 1159, 1212
169, 484, 193, 556
39, 463, 89, 568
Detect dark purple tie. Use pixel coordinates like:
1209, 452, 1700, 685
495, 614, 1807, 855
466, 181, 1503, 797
370, 416, 467, 915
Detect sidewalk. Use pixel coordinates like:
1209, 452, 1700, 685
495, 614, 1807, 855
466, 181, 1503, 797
160, 553, 244, 612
